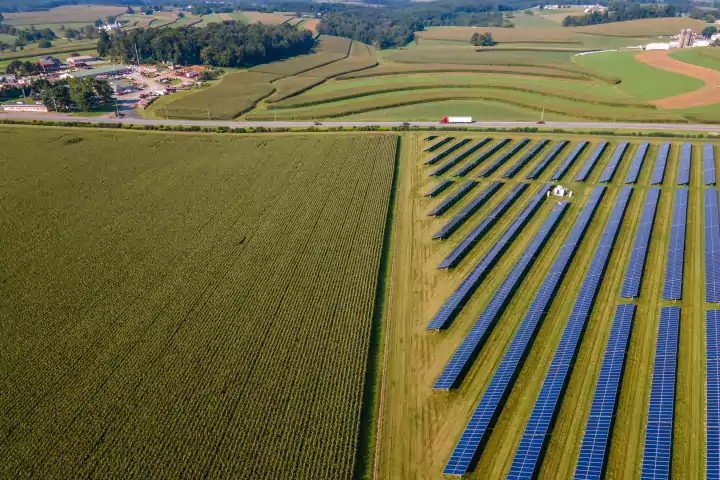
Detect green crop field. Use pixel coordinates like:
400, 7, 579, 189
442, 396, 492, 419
670, 47, 720, 72
0, 126, 397, 480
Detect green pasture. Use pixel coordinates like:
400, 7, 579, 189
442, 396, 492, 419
670, 47, 720, 72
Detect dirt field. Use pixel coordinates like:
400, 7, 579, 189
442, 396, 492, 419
635, 49, 720, 109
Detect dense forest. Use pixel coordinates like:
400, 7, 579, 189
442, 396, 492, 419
97, 22, 315, 67
562, 1, 678, 26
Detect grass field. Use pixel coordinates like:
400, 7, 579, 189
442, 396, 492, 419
2, 5, 127, 25
0, 126, 397, 480
670, 47, 720, 72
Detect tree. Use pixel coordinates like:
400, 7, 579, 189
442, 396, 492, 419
126, 6, 135, 15
106, 15, 116, 25
0, 13, 4, 25
470, 32, 496, 47
177, 12, 185, 18
38, 39, 52, 48
95, 18, 104, 27
704, 25, 718, 37
141, 6, 154, 15
69, 78, 97, 111
93, 79, 113, 105
524, 9, 534, 15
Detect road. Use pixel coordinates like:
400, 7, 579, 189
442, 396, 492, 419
1, 111, 720, 132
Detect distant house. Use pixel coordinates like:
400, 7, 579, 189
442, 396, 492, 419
99, 22, 122, 32
37, 56, 61, 73
2, 101, 48, 112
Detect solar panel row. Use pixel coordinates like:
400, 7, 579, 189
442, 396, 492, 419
424, 179, 454, 198
433, 182, 503, 240
425, 138, 472, 165
625, 142, 649, 184
526, 140, 569, 180
434, 202, 569, 390
678, 143, 692, 185
507, 186, 633, 480
551, 141, 589, 181
706, 144, 717, 186
650, 143, 671, 185
478, 138, 531, 178
640, 306, 680, 480
442, 186, 607, 477
424, 135, 438, 141
455, 139, 512, 177
621, 188, 661, 299
428, 181, 477, 217
424, 136, 453, 153
574, 142, 609, 182
707, 310, 720, 480
598, 142, 629, 183
429, 138, 491, 176
501, 139, 550, 179
428, 184, 551, 330
662, 188, 688, 301
574, 304, 636, 480
707, 189, 720, 304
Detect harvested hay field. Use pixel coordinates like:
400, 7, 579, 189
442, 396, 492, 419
250, 35, 352, 76
575, 17, 708, 36
242, 11, 295, 24
417, 27, 583, 44
3, 5, 127, 25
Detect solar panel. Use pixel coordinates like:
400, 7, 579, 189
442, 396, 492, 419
442, 186, 606, 476
706, 144, 717, 186
551, 141, 589, 181
573, 304, 636, 480
455, 139, 511, 177
621, 188, 661, 298
428, 181, 477, 217
625, 142, 649, 184
502, 139, 550, 179
574, 142, 609, 182
662, 188, 688, 301
434, 202, 569, 390
706, 189, 720, 304
433, 182, 503, 240
707, 310, 720, 480
678, 143, 692, 185
424, 179, 453, 198
506, 186, 633, 480
598, 142, 629, 183
428, 184, 552, 330
640, 306, 680, 480
424, 136, 453, 153
650, 142, 671, 185
526, 140, 569, 180
424, 135, 438, 141
477, 138, 531, 177
426, 138, 471, 165
429, 138, 491, 176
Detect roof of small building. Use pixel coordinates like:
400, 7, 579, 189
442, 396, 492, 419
66, 65, 129, 78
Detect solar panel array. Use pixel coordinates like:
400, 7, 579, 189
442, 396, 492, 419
551, 141, 589, 181
424, 136, 453, 153
706, 143, 717, 186
625, 142, 649, 184
707, 310, 720, 480
574, 142, 609, 182
424, 135, 438, 141
426, 138, 471, 165
433, 182, 503, 240
708, 189, 720, 304
442, 186, 606, 476
506, 186, 632, 480
437, 183, 529, 270
640, 306, 680, 480
424, 179, 453, 198
429, 184, 551, 330
526, 140, 569, 180
621, 188, 661, 299
429, 139, 491, 176
501, 139, 550, 179
455, 139, 511, 177
662, 188, 688, 301
428, 181, 477, 217
678, 143, 692, 185
650, 143, 671, 185
478, 138, 531, 178
574, 303, 636, 480
598, 141, 629, 183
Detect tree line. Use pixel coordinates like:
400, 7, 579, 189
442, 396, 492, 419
561, 1, 678, 27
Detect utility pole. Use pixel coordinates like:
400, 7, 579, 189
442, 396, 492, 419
134, 42, 140, 67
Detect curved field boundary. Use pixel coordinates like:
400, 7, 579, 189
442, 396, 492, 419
338, 65, 599, 83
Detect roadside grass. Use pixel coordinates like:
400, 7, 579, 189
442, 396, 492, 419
669, 47, 720, 72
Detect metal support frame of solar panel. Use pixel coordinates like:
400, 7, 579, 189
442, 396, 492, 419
621, 187, 661, 299
706, 143, 717, 186
526, 140, 569, 180
434, 201, 568, 390
678, 143, 692, 185
707, 189, 720, 304
640, 306, 680, 480
501, 139, 549, 179
428, 184, 550, 330
598, 142, 629, 183
424, 136, 453, 153
428, 181, 477, 217
425, 138, 471, 165
625, 142, 649, 184
550, 141, 589, 181
424, 179, 454, 198
650, 142, 670, 185
442, 187, 606, 477
662, 188, 688, 301
573, 304, 636, 480
429, 138, 491, 177
574, 142, 609, 182
707, 310, 720, 480
506, 187, 633, 480
433, 182, 503, 240
455, 138, 511, 177
477, 138, 531, 178
437, 182, 529, 270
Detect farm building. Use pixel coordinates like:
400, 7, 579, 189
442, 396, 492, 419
37, 56, 61, 73
62, 65, 131, 80
67, 55, 97, 67
109, 79, 134, 94
2, 101, 48, 112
